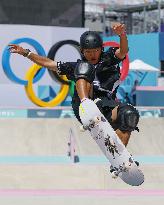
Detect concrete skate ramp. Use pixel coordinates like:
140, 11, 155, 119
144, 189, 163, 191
0, 118, 163, 156
0, 164, 163, 189
0, 118, 164, 191
0, 118, 101, 156
128, 118, 164, 155
0, 194, 164, 205
0, 118, 73, 156
73, 117, 164, 156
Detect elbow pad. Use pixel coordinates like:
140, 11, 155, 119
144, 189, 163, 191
74, 62, 95, 83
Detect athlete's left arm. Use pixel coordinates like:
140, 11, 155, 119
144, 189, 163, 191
112, 23, 129, 60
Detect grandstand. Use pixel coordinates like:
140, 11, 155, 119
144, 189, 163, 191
85, 0, 164, 34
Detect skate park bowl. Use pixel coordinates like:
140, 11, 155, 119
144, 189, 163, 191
0, 107, 164, 205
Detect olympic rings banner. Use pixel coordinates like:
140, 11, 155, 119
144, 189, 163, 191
0, 25, 87, 107
0, 25, 129, 108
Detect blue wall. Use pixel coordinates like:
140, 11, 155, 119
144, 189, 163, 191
103, 33, 159, 68
103, 33, 160, 102
159, 32, 164, 60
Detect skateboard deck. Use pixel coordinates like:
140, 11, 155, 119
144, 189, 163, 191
79, 99, 144, 186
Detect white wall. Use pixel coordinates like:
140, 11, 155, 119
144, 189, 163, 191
0, 25, 87, 107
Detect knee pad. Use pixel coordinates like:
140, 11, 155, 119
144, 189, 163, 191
117, 104, 140, 132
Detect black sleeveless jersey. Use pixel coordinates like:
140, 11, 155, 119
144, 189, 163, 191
57, 47, 124, 103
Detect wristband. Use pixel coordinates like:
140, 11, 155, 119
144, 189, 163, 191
23, 49, 31, 57
27, 51, 32, 57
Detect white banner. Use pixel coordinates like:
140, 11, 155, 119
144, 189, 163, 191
0, 25, 87, 107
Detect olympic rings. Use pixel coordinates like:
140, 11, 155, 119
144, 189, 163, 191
2, 37, 129, 107
47, 40, 82, 85
25, 64, 69, 107
69, 81, 75, 97
103, 41, 129, 81
2, 38, 46, 85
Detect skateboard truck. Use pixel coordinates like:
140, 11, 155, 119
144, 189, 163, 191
79, 125, 88, 132
110, 162, 133, 179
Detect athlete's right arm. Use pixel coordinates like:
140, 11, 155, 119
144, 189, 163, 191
8, 44, 57, 72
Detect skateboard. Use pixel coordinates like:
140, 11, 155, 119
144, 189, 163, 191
79, 99, 144, 186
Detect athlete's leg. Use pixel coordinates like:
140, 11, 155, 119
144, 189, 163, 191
110, 106, 130, 146
76, 79, 91, 101
115, 129, 131, 146
93, 97, 139, 147
110, 104, 140, 167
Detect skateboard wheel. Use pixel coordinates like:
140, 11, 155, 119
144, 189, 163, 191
111, 171, 118, 179
124, 162, 132, 170
74, 155, 80, 163
79, 125, 87, 132
134, 161, 139, 167
93, 116, 101, 123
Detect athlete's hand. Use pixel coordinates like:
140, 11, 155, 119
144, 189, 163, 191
8, 44, 26, 56
112, 23, 126, 36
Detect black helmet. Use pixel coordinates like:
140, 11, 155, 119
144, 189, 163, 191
80, 31, 103, 49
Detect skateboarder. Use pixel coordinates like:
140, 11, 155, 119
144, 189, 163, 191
8, 23, 139, 148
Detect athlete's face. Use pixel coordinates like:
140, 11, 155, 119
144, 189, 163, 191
82, 47, 102, 65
